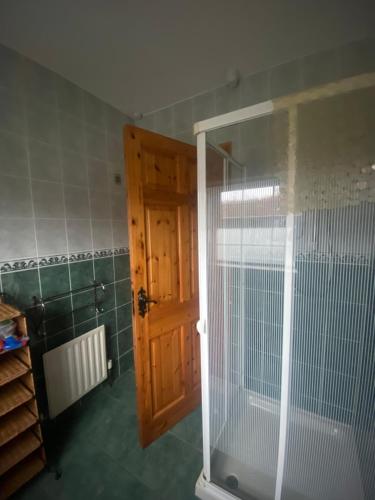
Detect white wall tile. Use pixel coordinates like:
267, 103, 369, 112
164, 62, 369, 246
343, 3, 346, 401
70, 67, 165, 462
0, 131, 28, 177
66, 218, 92, 253
83, 92, 104, 129
0, 174, 32, 217
112, 219, 128, 248
59, 112, 84, 153
29, 139, 61, 182
61, 150, 88, 186
35, 218, 67, 256
92, 219, 113, 250
0, 87, 26, 135
111, 193, 126, 220
27, 105, 58, 145
192, 92, 215, 122
64, 185, 90, 218
90, 189, 111, 219
32, 180, 64, 218
85, 125, 106, 160
0, 218, 36, 260
87, 158, 109, 191
106, 134, 123, 164
56, 78, 83, 118
173, 99, 193, 134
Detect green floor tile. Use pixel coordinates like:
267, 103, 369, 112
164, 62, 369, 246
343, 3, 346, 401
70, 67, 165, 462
13, 368, 202, 500
169, 405, 203, 451
122, 432, 202, 497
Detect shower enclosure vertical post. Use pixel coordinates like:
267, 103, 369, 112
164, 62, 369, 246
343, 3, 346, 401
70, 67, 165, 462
197, 131, 212, 482
274, 105, 297, 500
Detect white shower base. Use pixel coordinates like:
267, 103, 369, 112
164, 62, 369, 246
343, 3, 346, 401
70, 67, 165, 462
196, 390, 364, 500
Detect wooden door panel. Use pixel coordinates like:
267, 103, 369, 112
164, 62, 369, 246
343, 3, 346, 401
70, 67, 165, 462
143, 149, 177, 190
145, 206, 179, 303
148, 299, 199, 338
125, 125, 200, 447
150, 328, 184, 415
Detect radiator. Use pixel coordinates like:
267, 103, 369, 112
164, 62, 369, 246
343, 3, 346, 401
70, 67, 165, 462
43, 326, 108, 418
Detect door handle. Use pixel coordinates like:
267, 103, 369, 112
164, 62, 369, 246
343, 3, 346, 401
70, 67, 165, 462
138, 287, 157, 317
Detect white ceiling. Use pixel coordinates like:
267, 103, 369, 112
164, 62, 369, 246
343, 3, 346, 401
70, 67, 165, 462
0, 0, 373, 116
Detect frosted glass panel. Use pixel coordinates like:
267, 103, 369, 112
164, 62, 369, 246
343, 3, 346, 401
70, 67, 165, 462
206, 112, 288, 500
201, 84, 374, 500
281, 89, 375, 500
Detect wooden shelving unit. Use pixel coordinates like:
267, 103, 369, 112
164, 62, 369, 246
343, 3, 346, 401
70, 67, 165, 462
0, 303, 46, 499
0, 354, 30, 386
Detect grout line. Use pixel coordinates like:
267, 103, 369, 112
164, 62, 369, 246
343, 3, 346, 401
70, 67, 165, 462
56, 107, 75, 338
112, 252, 120, 379
24, 102, 46, 346
167, 430, 203, 454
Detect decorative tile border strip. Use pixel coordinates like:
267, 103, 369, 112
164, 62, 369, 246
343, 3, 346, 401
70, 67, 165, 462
0, 259, 38, 273
295, 251, 372, 265
0, 247, 129, 274
68, 251, 94, 263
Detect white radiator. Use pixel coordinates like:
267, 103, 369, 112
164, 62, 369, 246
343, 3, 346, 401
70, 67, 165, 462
43, 326, 108, 418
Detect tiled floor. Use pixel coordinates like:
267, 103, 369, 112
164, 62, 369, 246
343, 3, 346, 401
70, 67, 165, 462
15, 370, 203, 500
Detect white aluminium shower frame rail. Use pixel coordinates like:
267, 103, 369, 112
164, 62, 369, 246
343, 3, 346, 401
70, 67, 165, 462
195, 98, 294, 500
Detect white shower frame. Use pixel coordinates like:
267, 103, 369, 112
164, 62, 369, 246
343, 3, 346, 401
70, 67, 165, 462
193, 72, 375, 500
194, 100, 294, 500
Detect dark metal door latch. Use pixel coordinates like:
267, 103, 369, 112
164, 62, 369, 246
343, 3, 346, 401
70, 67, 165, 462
138, 287, 157, 317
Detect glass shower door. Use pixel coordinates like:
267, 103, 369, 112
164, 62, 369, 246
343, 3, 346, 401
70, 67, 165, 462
202, 111, 289, 500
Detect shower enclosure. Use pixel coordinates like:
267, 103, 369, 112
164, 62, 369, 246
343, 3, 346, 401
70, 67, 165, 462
194, 74, 375, 500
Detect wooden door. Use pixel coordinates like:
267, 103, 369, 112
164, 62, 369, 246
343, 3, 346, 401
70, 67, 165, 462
124, 125, 200, 447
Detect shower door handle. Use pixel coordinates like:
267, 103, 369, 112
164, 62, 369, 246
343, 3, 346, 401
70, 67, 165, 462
138, 287, 157, 317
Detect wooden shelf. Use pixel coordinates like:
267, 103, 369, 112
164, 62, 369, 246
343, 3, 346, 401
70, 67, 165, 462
0, 406, 38, 447
0, 380, 33, 417
0, 354, 29, 386
0, 451, 45, 500
0, 303, 45, 497
0, 303, 21, 322
0, 429, 41, 475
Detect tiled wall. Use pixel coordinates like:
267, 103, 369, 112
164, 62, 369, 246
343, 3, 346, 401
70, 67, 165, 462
0, 43, 134, 417
0, 43, 131, 264
1, 251, 133, 418
137, 37, 375, 151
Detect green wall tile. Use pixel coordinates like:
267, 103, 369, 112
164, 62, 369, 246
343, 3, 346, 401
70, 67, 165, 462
98, 309, 117, 337
47, 327, 74, 350
117, 303, 132, 331
115, 279, 131, 306
107, 336, 119, 373
98, 283, 115, 311
262, 382, 281, 400
94, 256, 114, 284
118, 327, 133, 356
2, 269, 40, 309
29, 339, 46, 380
69, 260, 94, 289
75, 318, 97, 337
119, 350, 134, 374
114, 254, 130, 281
322, 371, 356, 411
72, 290, 97, 324
40, 263, 70, 297
44, 296, 73, 335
